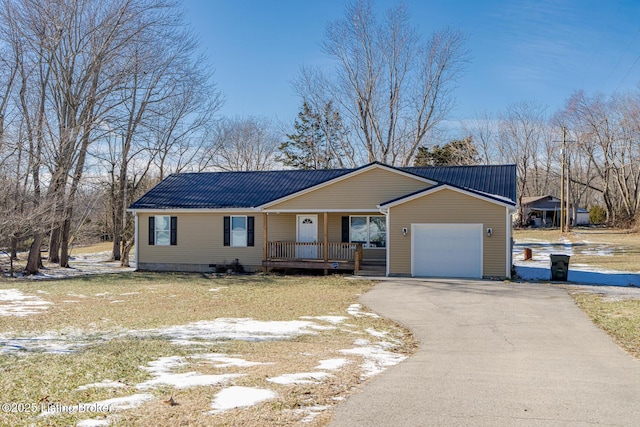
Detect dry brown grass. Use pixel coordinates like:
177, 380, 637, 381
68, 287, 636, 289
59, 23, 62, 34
0, 273, 417, 427
572, 292, 640, 359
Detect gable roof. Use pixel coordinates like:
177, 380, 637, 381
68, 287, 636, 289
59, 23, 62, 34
403, 164, 517, 204
379, 182, 516, 209
521, 195, 558, 205
129, 169, 351, 209
129, 162, 517, 210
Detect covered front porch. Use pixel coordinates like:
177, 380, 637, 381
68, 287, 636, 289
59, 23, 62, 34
260, 212, 385, 274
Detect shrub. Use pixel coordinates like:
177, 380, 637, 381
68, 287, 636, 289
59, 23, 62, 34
589, 205, 607, 224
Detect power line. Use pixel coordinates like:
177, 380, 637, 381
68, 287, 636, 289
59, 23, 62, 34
613, 53, 640, 93
600, 27, 640, 92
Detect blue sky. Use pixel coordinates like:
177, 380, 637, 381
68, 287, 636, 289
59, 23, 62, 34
183, 0, 640, 125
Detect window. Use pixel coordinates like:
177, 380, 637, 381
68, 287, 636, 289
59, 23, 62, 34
148, 216, 177, 246
350, 216, 386, 248
231, 216, 247, 247
223, 216, 255, 247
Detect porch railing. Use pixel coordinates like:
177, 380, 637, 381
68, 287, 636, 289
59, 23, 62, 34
266, 241, 362, 263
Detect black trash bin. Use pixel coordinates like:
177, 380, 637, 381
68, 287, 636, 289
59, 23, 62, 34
550, 254, 570, 281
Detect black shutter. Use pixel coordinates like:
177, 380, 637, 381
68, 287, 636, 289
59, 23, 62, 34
148, 216, 155, 245
223, 216, 230, 246
170, 216, 177, 246
342, 216, 350, 242
247, 216, 255, 247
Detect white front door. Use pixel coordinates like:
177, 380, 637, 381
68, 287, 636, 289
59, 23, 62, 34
297, 215, 318, 259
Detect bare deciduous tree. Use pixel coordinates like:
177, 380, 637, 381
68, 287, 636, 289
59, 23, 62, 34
295, 0, 468, 166
209, 117, 279, 171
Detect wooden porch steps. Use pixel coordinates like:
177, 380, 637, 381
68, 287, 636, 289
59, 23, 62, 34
356, 260, 386, 277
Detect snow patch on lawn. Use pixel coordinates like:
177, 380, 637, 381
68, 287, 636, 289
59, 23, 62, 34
210, 386, 276, 414
195, 353, 267, 368
514, 238, 640, 286
0, 331, 88, 354
298, 405, 330, 423
300, 315, 348, 324
146, 318, 321, 342
94, 393, 153, 410
340, 340, 407, 377
347, 303, 379, 318
76, 418, 111, 426
40, 393, 153, 417
0, 289, 51, 317
137, 371, 243, 389
315, 358, 349, 370
77, 380, 127, 390
267, 372, 332, 385
135, 353, 252, 389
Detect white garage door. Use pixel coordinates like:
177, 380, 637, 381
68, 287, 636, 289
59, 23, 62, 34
411, 224, 483, 278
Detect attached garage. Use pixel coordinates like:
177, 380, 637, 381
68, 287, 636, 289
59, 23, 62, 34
381, 184, 516, 279
411, 223, 483, 278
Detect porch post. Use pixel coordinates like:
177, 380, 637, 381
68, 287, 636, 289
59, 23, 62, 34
263, 212, 268, 273
323, 212, 328, 275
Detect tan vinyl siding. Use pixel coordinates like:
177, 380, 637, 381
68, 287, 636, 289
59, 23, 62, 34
138, 212, 263, 270
267, 167, 431, 210
388, 189, 508, 277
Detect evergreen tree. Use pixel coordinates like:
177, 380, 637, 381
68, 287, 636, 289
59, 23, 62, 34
414, 136, 480, 166
278, 101, 348, 169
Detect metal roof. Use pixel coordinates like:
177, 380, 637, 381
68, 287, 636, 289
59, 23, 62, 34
129, 169, 351, 209
129, 163, 517, 210
404, 164, 517, 203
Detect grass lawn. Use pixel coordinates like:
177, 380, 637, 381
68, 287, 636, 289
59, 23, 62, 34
514, 228, 640, 272
571, 293, 640, 359
0, 273, 417, 427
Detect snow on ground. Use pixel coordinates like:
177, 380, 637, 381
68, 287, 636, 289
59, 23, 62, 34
145, 318, 327, 343
346, 303, 380, 318
136, 353, 245, 389
76, 418, 110, 427
267, 372, 332, 385
1, 265, 408, 424
40, 393, 153, 417
77, 380, 127, 391
514, 239, 640, 287
1, 250, 135, 280
300, 315, 348, 324
209, 386, 276, 414
296, 405, 330, 423
0, 289, 51, 316
315, 358, 350, 370
195, 353, 267, 368
0, 331, 90, 354
340, 341, 407, 378
138, 371, 243, 389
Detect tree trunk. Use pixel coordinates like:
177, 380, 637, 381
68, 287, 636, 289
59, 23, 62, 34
60, 216, 72, 268
121, 239, 134, 268
48, 226, 61, 264
25, 233, 44, 274
10, 236, 17, 259
111, 236, 122, 261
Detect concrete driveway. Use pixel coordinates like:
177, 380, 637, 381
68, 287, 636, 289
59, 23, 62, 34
330, 279, 640, 426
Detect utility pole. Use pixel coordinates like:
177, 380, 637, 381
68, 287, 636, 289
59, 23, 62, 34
560, 127, 566, 231
559, 127, 575, 233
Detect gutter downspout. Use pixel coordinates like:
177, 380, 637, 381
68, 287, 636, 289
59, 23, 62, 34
134, 213, 139, 270
378, 205, 389, 277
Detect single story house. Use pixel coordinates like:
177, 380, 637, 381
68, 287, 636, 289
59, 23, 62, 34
520, 195, 590, 227
128, 162, 517, 279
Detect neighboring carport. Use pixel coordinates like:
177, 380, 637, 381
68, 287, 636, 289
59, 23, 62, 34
330, 279, 640, 426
